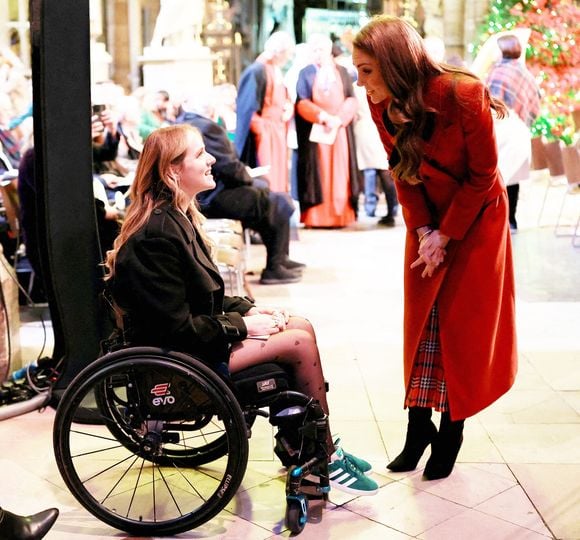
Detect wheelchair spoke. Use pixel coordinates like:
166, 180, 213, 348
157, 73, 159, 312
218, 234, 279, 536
80, 452, 139, 483
169, 462, 211, 503
155, 463, 184, 518
71, 443, 127, 459
125, 458, 146, 519
178, 427, 226, 443
99, 454, 142, 504
69, 428, 121, 444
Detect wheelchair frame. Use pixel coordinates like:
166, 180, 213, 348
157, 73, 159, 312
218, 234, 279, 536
53, 346, 329, 536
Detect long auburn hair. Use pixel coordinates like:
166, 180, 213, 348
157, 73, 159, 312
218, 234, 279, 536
105, 123, 207, 279
353, 15, 506, 184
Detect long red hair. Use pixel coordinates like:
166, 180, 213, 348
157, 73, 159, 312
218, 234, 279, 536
105, 124, 207, 279
353, 15, 506, 184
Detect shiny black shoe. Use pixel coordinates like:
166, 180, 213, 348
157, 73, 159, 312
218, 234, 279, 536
387, 407, 438, 472
423, 413, 465, 480
377, 215, 396, 227
281, 258, 306, 271
260, 265, 302, 285
0, 507, 59, 540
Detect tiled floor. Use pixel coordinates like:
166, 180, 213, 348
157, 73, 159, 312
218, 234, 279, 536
1, 170, 579, 539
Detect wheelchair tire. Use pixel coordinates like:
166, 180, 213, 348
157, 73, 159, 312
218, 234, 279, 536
53, 348, 249, 536
285, 493, 308, 534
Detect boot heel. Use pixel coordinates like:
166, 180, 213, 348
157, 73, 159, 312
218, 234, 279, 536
387, 407, 438, 472
387, 420, 437, 472
423, 413, 464, 480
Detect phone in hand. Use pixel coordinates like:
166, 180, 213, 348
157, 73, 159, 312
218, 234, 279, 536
92, 104, 107, 116
92, 104, 107, 134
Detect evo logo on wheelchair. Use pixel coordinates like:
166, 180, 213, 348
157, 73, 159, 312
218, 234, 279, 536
150, 382, 176, 406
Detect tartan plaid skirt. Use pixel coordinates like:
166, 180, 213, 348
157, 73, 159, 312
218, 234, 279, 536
405, 303, 449, 412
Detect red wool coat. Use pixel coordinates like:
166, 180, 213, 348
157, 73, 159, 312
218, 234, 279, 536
369, 73, 518, 420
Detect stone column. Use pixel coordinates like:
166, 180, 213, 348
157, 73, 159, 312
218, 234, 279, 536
105, 0, 132, 89
442, 0, 465, 59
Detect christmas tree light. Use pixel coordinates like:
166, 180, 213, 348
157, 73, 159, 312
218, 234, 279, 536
474, 0, 579, 144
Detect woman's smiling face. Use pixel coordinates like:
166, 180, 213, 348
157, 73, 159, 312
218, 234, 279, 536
175, 130, 216, 199
352, 47, 390, 104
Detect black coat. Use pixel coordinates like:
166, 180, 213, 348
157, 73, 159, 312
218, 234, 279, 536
111, 202, 254, 366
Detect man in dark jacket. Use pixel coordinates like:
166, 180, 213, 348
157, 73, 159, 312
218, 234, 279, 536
176, 96, 305, 285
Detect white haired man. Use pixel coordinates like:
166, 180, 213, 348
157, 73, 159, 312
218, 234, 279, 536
235, 31, 295, 194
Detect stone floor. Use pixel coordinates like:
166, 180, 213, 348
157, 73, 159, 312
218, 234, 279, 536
1, 170, 579, 539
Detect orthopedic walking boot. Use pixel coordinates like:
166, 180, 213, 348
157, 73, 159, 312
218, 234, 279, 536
423, 412, 464, 480
387, 407, 438, 472
0, 507, 59, 539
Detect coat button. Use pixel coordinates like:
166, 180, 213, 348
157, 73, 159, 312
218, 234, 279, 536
153, 209, 162, 215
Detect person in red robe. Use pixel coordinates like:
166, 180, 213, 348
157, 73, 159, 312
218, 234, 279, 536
353, 16, 517, 480
235, 31, 294, 194
295, 34, 359, 228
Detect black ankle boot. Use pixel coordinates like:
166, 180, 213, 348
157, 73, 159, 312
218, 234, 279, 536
423, 412, 464, 480
0, 507, 59, 539
387, 407, 438, 472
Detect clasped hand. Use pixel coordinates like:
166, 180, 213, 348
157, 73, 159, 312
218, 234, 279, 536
410, 229, 449, 278
244, 306, 289, 336
319, 111, 342, 130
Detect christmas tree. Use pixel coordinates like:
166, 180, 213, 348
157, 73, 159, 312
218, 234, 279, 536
474, 0, 579, 145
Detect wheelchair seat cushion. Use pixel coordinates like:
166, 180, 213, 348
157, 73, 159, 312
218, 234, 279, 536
230, 363, 291, 405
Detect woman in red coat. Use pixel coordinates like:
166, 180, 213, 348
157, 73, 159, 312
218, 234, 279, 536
352, 16, 518, 480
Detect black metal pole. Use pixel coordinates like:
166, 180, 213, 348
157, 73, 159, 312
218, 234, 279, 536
30, 0, 109, 391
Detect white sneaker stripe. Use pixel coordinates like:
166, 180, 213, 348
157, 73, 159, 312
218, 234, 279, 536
335, 472, 351, 483
329, 468, 345, 479
342, 477, 358, 487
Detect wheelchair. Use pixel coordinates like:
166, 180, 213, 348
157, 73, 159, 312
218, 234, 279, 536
53, 346, 330, 536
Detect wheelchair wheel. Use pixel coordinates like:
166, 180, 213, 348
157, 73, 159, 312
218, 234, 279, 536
95, 374, 241, 468
285, 493, 308, 534
53, 348, 249, 536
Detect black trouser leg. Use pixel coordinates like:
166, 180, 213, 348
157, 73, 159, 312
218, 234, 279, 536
266, 192, 293, 259
507, 183, 519, 227
423, 411, 465, 480
377, 169, 399, 217
387, 407, 438, 472
204, 185, 286, 270
258, 218, 289, 269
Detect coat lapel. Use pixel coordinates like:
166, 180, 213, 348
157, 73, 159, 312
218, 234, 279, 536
164, 205, 224, 286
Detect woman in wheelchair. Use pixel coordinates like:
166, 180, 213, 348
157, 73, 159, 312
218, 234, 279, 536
104, 123, 378, 496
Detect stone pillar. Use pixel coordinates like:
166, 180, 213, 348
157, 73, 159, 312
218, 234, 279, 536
89, 0, 112, 84
442, 0, 465, 59
463, 0, 490, 63
422, 0, 444, 39
0, 2, 8, 50
105, 0, 132, 89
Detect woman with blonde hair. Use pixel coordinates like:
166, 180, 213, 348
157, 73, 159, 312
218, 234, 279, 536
353, 16, 517, 480
105, 124, 378, 496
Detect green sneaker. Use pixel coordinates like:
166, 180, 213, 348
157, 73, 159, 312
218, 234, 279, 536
328, 446, 378, 496
334, 438, 373, 475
